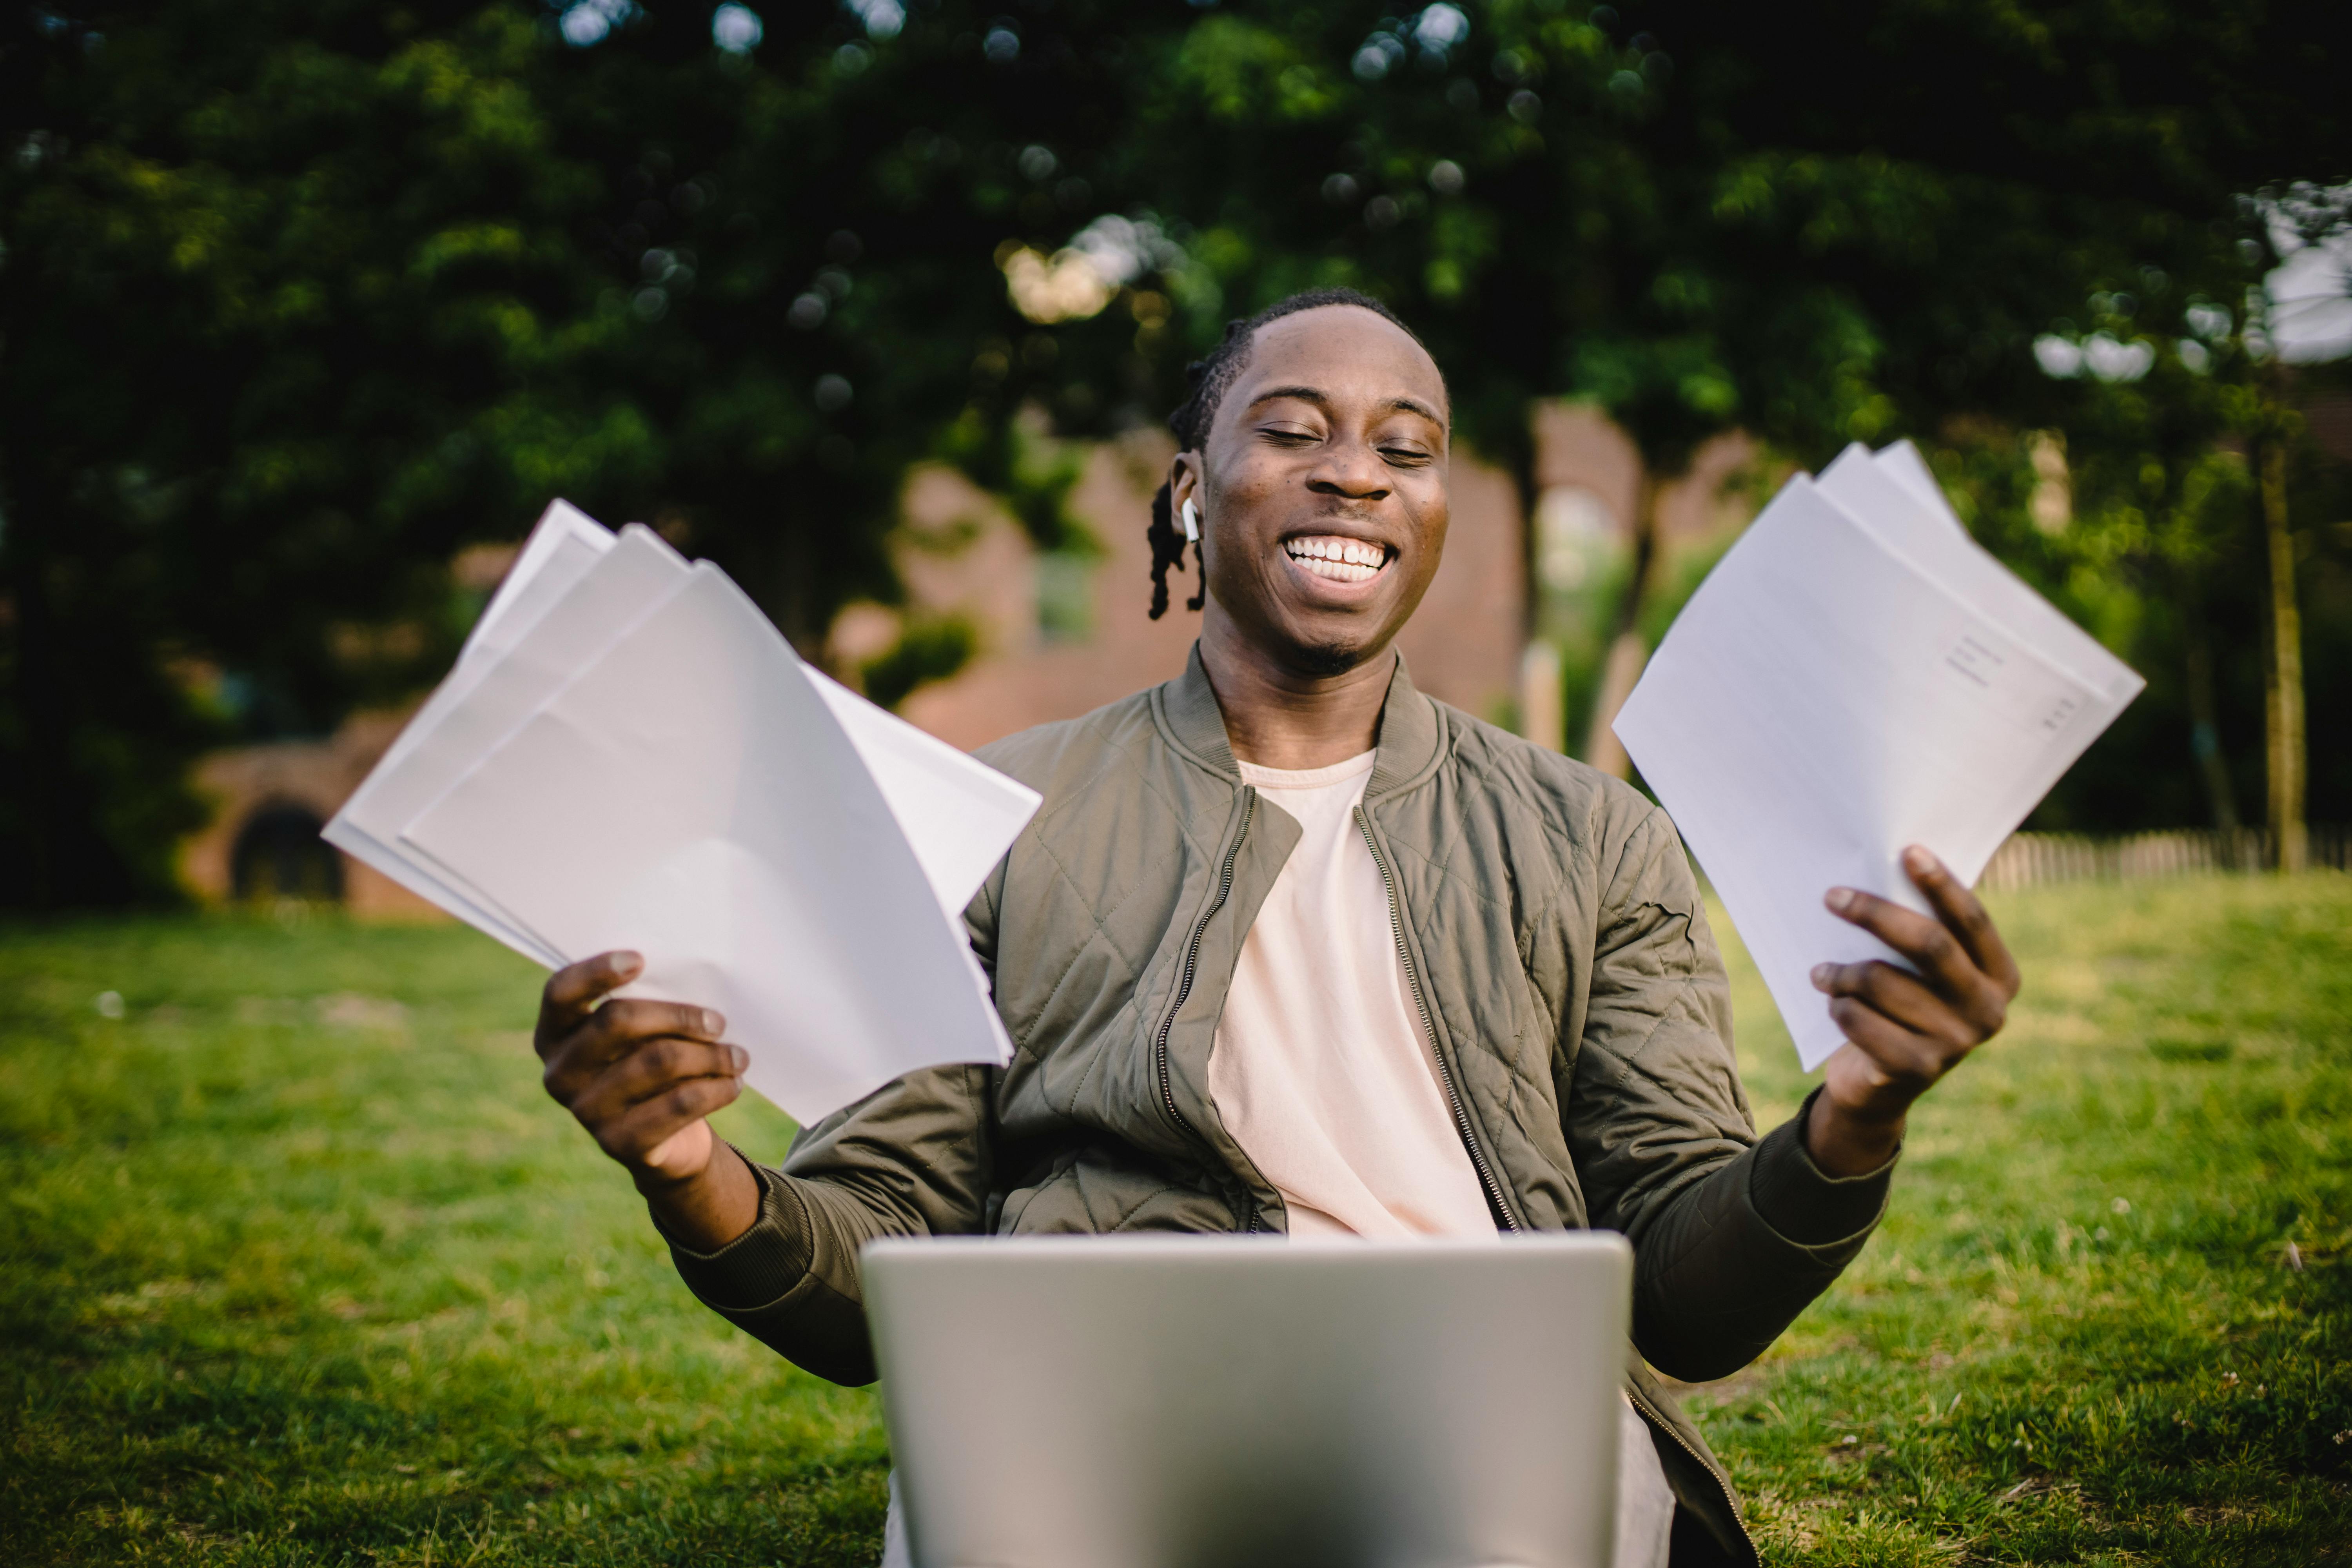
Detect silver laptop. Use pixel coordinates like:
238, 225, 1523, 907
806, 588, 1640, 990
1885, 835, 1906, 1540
863, 1233, 1633, 1568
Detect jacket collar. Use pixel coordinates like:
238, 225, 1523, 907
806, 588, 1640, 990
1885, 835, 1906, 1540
1159, 642, 1238, 777
1160, 642, 1446, 800
1367, 653, 1444, 799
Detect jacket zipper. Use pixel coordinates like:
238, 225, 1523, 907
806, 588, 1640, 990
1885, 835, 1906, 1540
1625, 1382, 1759, 1565
1357, 806, 1751, 1559
1356, 807, 1521, 1232
1154, 788, 1258, 1143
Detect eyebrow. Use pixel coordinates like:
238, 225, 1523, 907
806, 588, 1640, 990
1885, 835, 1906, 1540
1247, 384, 1449, 428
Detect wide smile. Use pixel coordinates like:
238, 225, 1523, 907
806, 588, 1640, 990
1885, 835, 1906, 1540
1282, 534, 1394, 587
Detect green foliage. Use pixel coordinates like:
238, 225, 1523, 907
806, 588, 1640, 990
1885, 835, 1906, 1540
1116, 0, 2347, 480
933, 409, 1091, 555
0, 0, 1171, 907
4, 878, 2349, 1561
860, 613, 977, 713
3, 4, 624, 905
1114, 0, 2347, 818
1919, 299, 2352, 833
4, 0, 2346, 908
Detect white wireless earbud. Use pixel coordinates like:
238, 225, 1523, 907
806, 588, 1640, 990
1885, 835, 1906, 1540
1181, 498, 1201, 543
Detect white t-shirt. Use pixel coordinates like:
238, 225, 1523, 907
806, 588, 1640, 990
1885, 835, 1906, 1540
1209, 749, 1677, 1568
1210, 750, 1495, 1237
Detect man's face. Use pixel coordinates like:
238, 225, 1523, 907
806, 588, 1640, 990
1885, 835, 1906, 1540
1176, 305, 1450, 677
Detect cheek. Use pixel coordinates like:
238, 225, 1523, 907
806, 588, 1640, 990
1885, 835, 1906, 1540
1209, 456, 1290, 519
1405, 490, 1450, 564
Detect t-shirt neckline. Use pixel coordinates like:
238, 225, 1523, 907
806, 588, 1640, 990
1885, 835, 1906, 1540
1235, 749, 1378, 791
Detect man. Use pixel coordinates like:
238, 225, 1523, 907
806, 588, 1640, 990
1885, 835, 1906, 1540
530, 290, 2020, 1566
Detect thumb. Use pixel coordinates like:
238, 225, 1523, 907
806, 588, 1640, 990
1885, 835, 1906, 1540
641, 1119, 716, 1183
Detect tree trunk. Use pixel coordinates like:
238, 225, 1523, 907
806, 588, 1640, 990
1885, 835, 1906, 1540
2178, 586, 2239, 836
1507, 424, 1543, 648
0, 454, 66, 909
2258, 434, 2307, 874
1505, 423, 1560, 746
1582, 472, 1659, 778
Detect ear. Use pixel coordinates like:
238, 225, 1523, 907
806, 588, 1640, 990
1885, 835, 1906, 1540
1168, 451, 1203, 521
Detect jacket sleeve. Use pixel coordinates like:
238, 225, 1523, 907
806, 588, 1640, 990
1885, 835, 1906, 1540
1564, 803, 1896, 1382
654, 863, 1008, 1386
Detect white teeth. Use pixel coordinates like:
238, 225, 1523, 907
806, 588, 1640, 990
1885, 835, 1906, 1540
1285, 536, 1387, 583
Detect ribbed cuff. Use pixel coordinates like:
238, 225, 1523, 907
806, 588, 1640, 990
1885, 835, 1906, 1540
653, 1150, 817, 1312
1748, 1087, 1898, 1246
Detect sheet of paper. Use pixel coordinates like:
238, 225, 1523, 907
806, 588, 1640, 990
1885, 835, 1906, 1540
1612, 472, 2141, 1069
324, 501, 628, 962
335, 497, 1040, 935
1868, 441, 1966, 536
402, 564, 1020, 1122
806, 668, 1040, 920
325, 524, 691, 962
379, 499, 620, 787
461, 499, 618, 671
1820, 445, 2143, 703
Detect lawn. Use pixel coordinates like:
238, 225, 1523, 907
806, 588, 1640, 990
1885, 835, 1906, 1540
3, 874, 2348, 1565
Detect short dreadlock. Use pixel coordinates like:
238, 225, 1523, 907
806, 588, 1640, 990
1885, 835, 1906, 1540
1147, 288, 1440, 619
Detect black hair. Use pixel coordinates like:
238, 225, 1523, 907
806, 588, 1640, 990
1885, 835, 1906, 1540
1146, 287, 1437, 619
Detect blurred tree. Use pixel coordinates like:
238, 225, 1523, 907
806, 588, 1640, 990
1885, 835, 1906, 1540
509, 0, 1161, 643
1093, 0, 2347, 775
2, 0, 2345, 909
2, 3, 619, 906
1935, 180, 2351, 856
0, 0, 1161, 908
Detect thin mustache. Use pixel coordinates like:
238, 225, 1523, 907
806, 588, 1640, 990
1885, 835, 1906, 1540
1287, 509, 1392, 535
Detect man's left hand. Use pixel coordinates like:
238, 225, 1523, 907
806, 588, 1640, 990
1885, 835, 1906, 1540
1805, 844, 2021, 1176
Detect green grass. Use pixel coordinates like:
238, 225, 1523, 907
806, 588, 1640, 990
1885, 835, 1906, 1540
3, 876, 2348, 1564
1708, 874, 2352, 1565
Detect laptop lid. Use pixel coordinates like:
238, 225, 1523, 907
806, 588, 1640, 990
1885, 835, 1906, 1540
864, 1233, 1633, 1568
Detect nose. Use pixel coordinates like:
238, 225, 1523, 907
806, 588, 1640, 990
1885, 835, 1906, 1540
1305, 436, 1391, 502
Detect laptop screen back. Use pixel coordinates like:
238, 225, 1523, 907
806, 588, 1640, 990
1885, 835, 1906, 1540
864, 1233, 1633, 1568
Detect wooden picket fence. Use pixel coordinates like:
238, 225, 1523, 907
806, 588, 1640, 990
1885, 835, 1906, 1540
1976, 825, 2350, 892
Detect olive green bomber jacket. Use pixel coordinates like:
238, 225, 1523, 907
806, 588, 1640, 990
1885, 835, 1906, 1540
662, 648, 1896, 1566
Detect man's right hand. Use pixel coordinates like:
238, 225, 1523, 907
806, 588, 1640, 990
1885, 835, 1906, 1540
534, 952, 760, 1247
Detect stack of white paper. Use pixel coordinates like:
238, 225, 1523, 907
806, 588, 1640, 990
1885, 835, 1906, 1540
325, 501, 1041, 1122
1613, 443, 2144, 1071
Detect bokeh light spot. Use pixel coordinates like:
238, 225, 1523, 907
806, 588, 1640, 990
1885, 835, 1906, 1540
711, 4, 763, 53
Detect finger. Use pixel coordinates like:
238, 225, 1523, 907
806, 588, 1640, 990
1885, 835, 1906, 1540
1811, 959, 1976, 1048
549, 998, 728, 1089
536, 951, 643, 1053
1820, 886, 2010, 1036
1826, 995, 1948, 1089
553, 1001, 724, 1072
1902, 846, 2022, 997
1824, 886, 1988, 1004
570, 1038, 749, 1127
595, 1075, 744, 1167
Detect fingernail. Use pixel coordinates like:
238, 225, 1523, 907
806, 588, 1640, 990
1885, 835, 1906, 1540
1811, 964, 1832, 990
611, 951, 643, 976
730, 1046, 750, 1073
702, 1009, 726, 1037
1826, 888, 1855, 913
1904, 845, 1936, 875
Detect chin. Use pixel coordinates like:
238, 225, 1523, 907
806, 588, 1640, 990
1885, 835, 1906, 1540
1289, 638, 1374, 679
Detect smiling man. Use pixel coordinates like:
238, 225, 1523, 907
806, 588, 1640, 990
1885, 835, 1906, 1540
530, 290, 2020, 1566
